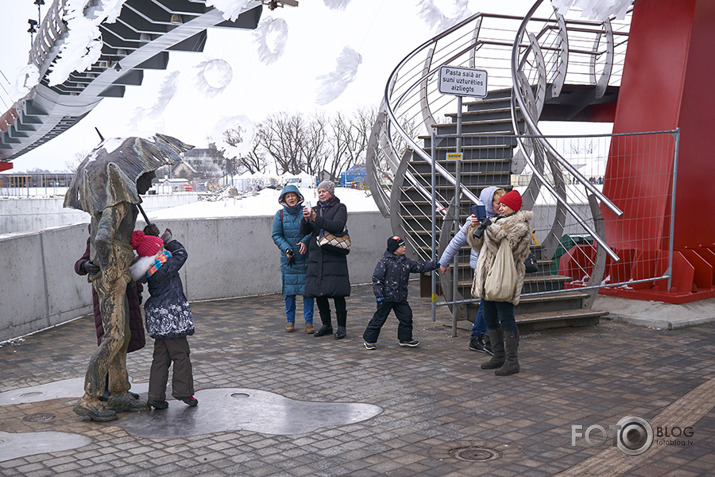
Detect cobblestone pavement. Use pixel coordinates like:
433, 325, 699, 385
1, 283, 714, 476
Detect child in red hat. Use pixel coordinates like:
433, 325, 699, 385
130, 229, 198, 410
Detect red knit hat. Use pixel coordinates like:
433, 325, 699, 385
499, 190, 522, 212
130, 230, 164, 257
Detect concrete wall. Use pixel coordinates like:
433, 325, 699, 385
0, 211, 392, 342
0, 194, 199, 236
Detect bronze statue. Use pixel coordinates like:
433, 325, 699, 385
65, 134, 192, 421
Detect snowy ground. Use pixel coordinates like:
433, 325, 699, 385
150, 187, 379, 220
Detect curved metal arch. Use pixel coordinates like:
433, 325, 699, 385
419, 47, 437, 131
593, 19, 614, 99
550, 12, 569, 99
365, 109, 391, 217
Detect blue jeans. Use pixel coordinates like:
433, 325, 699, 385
285, 295, 314, 323
470, 298, 487, 336
481, 300, 517, 333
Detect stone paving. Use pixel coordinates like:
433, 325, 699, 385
1, 283, 714, 476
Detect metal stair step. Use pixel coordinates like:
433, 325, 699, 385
514, 309, 607, 331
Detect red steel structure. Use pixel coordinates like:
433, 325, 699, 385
601, 0, 715, 303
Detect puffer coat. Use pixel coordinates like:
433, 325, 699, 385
467, 210, 533, 305
373, 251, 439, 302
272, 185, 312, 296
300, 196, 351, 298
142, 239, 195, 339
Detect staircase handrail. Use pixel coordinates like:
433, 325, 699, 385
510, 0, 625, 262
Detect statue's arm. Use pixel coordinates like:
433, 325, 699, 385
94, 203, 128, 269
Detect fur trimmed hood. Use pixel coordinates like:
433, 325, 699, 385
130, 255, 155, 282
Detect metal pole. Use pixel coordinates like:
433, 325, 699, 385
667, 129, 680, 291
451, 95, 463, 337
431, 131, 437, 322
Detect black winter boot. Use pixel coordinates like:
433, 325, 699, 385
495, 331, 520, 376
469, 334, 487, 353
314, 325, 333, 337
335, 310, 347, 340
480, 328, 505, 369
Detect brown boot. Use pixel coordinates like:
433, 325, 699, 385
495, 331, 520, 376
305, 323, 315, 334
285, 322, 295, 332
480, 328, 505, 369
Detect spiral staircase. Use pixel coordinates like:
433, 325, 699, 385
366, 0, 632, 331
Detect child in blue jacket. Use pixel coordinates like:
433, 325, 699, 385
362, 236, 439, 349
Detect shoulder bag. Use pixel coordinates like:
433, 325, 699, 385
315, 203, 351, 255
317, 228, 351, 255
484, 238, 517, 301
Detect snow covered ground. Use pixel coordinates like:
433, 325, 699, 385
149, 187, 379, 220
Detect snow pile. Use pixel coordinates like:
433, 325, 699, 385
150, 187, 378, 220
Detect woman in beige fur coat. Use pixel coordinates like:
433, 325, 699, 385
467, 190, 532, 376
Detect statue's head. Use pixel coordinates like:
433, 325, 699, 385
136, 171, 156, 195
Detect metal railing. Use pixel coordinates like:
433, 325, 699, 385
366, 2, 632, 258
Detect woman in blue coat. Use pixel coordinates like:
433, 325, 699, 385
272, 185, 314, 334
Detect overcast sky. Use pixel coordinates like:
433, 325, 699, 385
0, 0, 616, 172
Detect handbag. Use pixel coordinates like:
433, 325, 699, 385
484, 238, 517, 302
525, 252, 538, 273
317, 228, 351, 255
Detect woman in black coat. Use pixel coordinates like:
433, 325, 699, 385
300, 181, 351, 339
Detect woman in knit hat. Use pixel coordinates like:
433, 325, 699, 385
466, 190, 532, 376
130, 229, 198, 409
300, 180, 351, 340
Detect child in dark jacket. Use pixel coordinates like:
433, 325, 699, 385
362, 236, 439, 349
130, 229, 198, 410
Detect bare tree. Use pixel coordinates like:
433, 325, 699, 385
64, 151, 88, 173
299, 113, 328, 176
241, 140, 268, 174
257, 113, 306, 175
322, 107, 377, 180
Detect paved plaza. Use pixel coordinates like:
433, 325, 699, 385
1, 283, 714, 476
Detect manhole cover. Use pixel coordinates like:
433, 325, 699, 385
23, 413, 56, 422
450, 446, 501, 462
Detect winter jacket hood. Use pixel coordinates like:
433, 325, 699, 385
438, 186, 503, 270
479, 185, 501, 218
279, 184, 305, 207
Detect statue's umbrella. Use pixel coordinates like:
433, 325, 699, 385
64, 134, 193, 217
